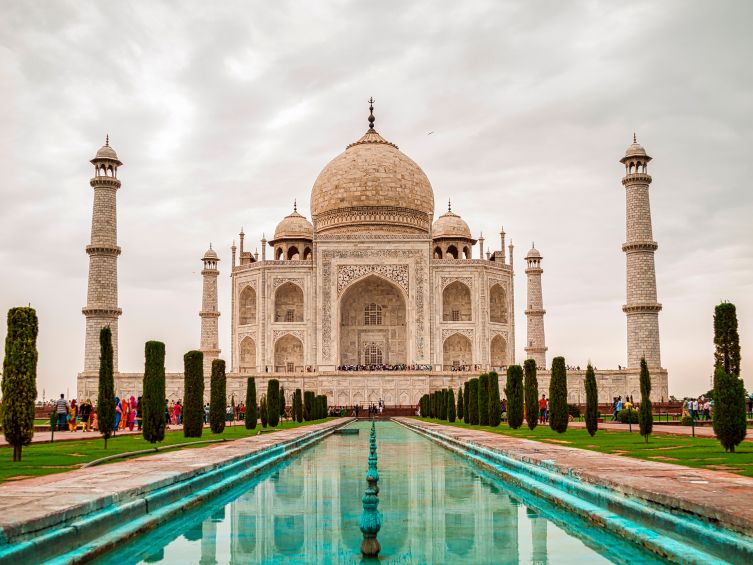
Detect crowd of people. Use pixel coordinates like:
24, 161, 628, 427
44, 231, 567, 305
336, 363, 432, 372
52, 393, 142, 432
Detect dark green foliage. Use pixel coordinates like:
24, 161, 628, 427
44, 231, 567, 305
713, 366, 747, 452
448, 388, 456, 422
2, 307, 38, 461
303, 391, 315, 421
505, 365, 524, 429
463, 381, 470, 423
524, 359, 539, 431
142, 341, 166, 443
183, 351, 204, 438
279, 387, 286, 420
316, 395, 328, 419
440, 389, 447, 420
616, 408, 639, 424
267, 379, 280, 427
638, 358, 652, 442
468, 378, 479, 425
430, 391, 436, 418
488, 371, 501, 426
456, 387, 464, 421
260, 395, 268, 428
549, 356, 568, 433
209, 359, 226, 434
294, 388, 303, 422
245, 378, 257, 429
478, 374, 489, 426
568, 404, 581, 418
97, 326, 116, 449
584, 363, 598, 437
714, 302, 741, 377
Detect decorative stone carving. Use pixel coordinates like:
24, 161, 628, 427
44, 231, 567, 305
273, 277, 304, 290
489, 329, 508, 341
321, 249, 426, 362
337, 264, 409, 296
238, 329, 257, 341
441, 328, 474, 342
440, 276, 473, 291
273, 329, 304, 343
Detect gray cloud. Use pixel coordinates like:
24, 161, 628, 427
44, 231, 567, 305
1, 0, 751, 399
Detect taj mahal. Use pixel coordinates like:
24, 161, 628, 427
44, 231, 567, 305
76, 101, 668, 405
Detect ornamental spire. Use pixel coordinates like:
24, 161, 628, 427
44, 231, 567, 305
633, 132, 637, 143
368, 97, 375, 130
448, 198, 452, 212
294, 198, 297, 212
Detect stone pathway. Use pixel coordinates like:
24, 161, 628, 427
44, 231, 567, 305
568, 420, 752, 440
397, 418, 753, 536
0, 418, 349, 557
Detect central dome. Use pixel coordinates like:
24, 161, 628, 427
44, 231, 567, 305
310, 128, 435, 234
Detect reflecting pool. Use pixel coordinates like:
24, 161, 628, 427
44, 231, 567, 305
94, 421, 661, 564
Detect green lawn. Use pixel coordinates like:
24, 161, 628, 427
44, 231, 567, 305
0, 418, 334, 484
414, 417, 753, 478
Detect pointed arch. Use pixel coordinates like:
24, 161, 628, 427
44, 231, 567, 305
274, 333, 303, 372
443, 332, 472, 368
443, 281, 472, 321
240, 336, 257, 371
286, 246, 300, 260
239, 286, 257, 325
433, 246, 443, 259
446, 245, 458, 259
275, 282, 304, 322
490, 283, 507, 323
490, 334, 507, 368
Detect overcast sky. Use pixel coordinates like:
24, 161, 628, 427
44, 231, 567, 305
1, 1, 751, 400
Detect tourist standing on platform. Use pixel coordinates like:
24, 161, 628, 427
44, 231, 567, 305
114, 397, 122, 430
68, 399, 78, 431
127, 396, 137, 431
79, 399, 92, 432
539, 394, 547, 424
55, 394, 68, 431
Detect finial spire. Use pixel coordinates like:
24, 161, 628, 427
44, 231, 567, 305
368, 97, 375, 130
633, 132, 637, 143
293, 199, 297, 212
105, 134, 109, 147
210, 242, 213, 250
532, 241, 535, 248
448, 198, 452, 212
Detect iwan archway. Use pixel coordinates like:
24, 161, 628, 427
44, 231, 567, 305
338, 274, 407, 367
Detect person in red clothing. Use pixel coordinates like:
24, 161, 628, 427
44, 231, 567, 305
539, 394, 548, 423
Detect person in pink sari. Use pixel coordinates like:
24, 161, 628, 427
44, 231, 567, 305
127, 396, 137, 431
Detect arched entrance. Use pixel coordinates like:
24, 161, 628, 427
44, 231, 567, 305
274, 334, 303, 372
443, 333, 472, 369
240, 337, 256, 372
339, 275, 406, 367
490, 334, 507, 368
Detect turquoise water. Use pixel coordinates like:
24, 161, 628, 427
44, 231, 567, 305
94, 421, 662, 564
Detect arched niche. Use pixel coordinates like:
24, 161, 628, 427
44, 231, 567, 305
286, 246, 300, 260
239, 286, 257, 325
433, 246, 443, 259
442, 281, 472, 322
274, 282, 304, 322
490, 334, 506, 368
489, 284, 507, 323
443, 333, 472, 368
446, 245, 459, 259
274, 334, 303, 372
240, 337, 256, 371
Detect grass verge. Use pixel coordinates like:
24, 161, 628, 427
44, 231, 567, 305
413, 417, 753, 478
0, 418, 335, 483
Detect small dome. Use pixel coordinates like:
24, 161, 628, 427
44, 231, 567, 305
203, 246, 219, 260
95, 144, 119, 160
273, 209, 314, 241
525, 245, 541, 259
624, 141, 647, 158
432, 208, 472, 239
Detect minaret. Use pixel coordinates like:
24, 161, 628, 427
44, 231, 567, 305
200, 245, 221, 374
82, 137, 123, 373
621, 135, 662, 368
524, 244, 547, 368
478, 232, 485, 259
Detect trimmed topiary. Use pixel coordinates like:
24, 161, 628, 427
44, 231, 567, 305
142, 341, 166, 444
260, 395, 268, 428
714, 302, 741, 377
468, 378, 479, 425
478, 374, 489, 426
209, 359, 226, 434
97, 326, 116, 448
488, 371, 501, 427
523, 359, 538, 431
267, 379, 280, 427
456, 387, 464, 421
713, 366, 747, 452
505, 365, 524, 429
638, 358, 652, 442
245, 377, 257, 429
549, 356, 568, 433
463, 381, 470, 423
303, 390, 315, 421
584, 363, 598, 437
448, 388, 456, 422
183, 350, 204, 438
2, 307, 37, 461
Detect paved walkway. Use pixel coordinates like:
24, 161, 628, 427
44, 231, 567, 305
397, 418, 753, 536
568, 420, 751, 440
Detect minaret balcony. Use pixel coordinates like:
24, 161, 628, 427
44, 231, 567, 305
82, 306, 122, 316
621, 173, 652, 185
86, 245, 121, 256
200, 311, 221, 318
622, 240, 658, 253
89, 177, 121, 189
525, 308, 546, 316
622, 303, 663, 314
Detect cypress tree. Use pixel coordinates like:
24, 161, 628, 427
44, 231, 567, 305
714, 302, 741, 376
97, 326, 116, 449
292, 388, 300, 422
468, 378, 479, 425
457, 387, 464, 421
463, 381, 470, 423
584, 363, 598, 437
209, 359, 226, 434
279, 386, 286, 421
142, 340, 166, 443
478, 374, 489, 425
524, 359, 539, 431
505, 365, 524, 429
422, 394, 430, 417
267, 379, 280, 427
2, 307, 38, 462
429, 391, 435, 418
245, 377, 258, 429
638, 358, 652, 442
303, 391, 314, 421
488, 371, 501, 426
448, 388, 456, 422
260, 395, 268, 428
183, 350, 204, 438
712, 302, 746, 452
549, 356, 568, 433
440, 389, 447, 420
295, 389, 303, 422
